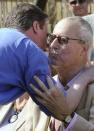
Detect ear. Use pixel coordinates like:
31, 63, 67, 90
32, 21, 40, 34
81, 44, 89, 55
83, 44, 89, 52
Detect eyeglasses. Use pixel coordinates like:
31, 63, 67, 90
69, 0, 86, 5
47, 33, 85, 46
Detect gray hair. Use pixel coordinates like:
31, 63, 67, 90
79, 17, 93, 46
77, 17, 93, 61
71, 16, 93, 61
64, 17, 93, 46
83, 14, 94, 61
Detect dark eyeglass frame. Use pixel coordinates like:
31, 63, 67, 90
69, 0, 87, 5
47, 33, 85, 46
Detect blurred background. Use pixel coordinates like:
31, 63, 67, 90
0, 0, 94, 31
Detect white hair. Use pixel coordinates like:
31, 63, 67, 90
83, 14, 94, 61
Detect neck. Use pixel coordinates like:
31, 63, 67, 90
57, 65, 85, 87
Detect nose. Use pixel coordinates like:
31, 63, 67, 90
50, 38, 59, 50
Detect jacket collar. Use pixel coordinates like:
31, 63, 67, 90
0, 102, 13, 124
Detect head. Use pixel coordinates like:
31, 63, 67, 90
66, 0, 89, 16
48, 17, 93, 76
4, 3, 48, 50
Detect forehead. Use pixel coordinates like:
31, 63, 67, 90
53, 19, 80, 36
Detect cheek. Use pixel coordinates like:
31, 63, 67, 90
69, 48, 82, 63
40, 30, 47, 42
42, 29, 47, 41
41, 33, 48, 49
60, 54, 70, 65
58, 44, 82, 66
60, 47, 78, 61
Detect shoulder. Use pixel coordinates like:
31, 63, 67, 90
0, 28, 27, 47
0, 28, 25, 37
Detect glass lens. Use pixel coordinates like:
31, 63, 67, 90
58, 36, 68, 45
47, 34, 69, 45
47, 34, 56, 45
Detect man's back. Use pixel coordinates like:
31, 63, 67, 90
0, 28, 50, 113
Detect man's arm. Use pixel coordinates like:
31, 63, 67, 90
30, 66, 94, 120
64, 83, 94, 131
67, 66, 94, 113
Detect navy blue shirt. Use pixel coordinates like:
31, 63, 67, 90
0, 28, 51, 115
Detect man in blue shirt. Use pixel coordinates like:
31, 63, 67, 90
0, 3, 51, 115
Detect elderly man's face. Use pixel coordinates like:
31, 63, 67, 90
48, 21, 86, 70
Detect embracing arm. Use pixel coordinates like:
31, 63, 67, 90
30, 66, 94, 120
68, 114, 94, 131
66, 83, 94, 131
66, 66, 94, 113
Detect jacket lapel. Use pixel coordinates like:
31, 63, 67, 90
0, 102, 13, 124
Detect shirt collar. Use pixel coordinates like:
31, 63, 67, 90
53, 69, 84, 90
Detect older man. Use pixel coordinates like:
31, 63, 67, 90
31, 17, 94, 131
